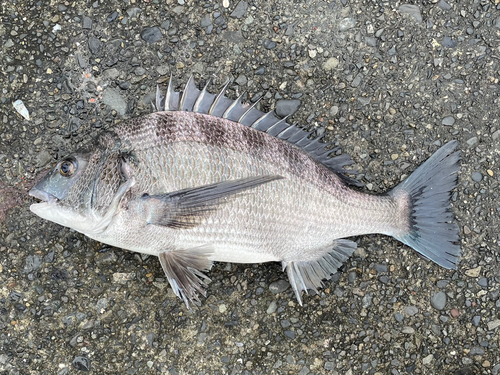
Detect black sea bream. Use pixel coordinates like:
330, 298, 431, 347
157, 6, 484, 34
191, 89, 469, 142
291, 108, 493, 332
29, 77, 461, 308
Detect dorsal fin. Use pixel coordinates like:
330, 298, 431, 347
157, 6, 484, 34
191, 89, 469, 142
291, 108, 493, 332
155, 77, 361, 186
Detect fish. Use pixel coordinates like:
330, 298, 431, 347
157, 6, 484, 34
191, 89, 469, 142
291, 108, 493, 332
29, 76, 461, 308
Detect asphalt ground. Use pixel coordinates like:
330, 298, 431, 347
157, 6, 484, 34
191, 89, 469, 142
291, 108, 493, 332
0, 0, 499, 374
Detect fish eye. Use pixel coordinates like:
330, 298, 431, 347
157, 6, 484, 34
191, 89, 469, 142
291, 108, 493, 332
59, 159, 77, 177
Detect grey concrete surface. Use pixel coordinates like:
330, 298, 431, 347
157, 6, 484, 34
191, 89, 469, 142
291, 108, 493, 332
1, 0, 499, 374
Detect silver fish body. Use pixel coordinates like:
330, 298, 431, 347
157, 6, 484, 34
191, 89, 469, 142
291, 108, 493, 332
30, 78, 461, 307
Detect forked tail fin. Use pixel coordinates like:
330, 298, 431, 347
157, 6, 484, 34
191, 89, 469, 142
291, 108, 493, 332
389, 140, 461, 269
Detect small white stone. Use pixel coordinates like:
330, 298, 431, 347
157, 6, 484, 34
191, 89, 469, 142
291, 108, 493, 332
422, 354, 434, 365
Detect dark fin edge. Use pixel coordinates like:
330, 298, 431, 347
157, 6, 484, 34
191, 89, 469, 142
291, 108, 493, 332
390, 140, 461, 269
154, 77, 361, 185
282, 239, 357, 305
158, 246, 214, 309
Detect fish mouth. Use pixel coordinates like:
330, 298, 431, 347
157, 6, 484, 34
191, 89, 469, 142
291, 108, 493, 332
29, 187, 59, 205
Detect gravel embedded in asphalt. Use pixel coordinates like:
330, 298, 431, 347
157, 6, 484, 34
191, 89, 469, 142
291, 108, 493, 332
0, 0, 499, 374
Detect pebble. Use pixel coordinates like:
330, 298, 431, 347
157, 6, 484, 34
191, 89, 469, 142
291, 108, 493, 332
437, 0, 452, 10
102, 88, 127, 115
402, 327, 415, 334
323, 57, 339, 71
200, 15, 212, 28
353, 247, 366, 258
263, 39, 276, 49
436, 280, 449, 289
134, 67, 146, 76
362, 293, 372, 308
107, 11, 118, 23
76, 53, 87, 68
269, 279, 289, 294
126, 7, 142, 18
466, 137, 478, 146
119, 81, 131, 90
82, 16, 92, 29
374, 264, 387, 273
442, 116, 455, 126
399, 4, 422, 23
450, 309, 460, 318
113, 272, 136, 284
403, 306, 418, 316
430, 292, 446, 310
235, 74, 247, 85
255, 66, 265, 75
471, 172, 482, 182
37, 150, 52, 166
442, 36, 457, 48
24, 255, 42, 273
267, 301, 277, 314
339, 18, 356, 31
230, 1, 248, 19
96, 298, 108, 313
422, 354, 433, 365
487, 319, 500, 331
141, 26, 162, 44
275, 99, 301, 117
492, 129, 500, 140
472, 316, 481, 326
348, 271, 357, 283
88, 37, 102, 55
486, 169, 493, 176
72, 356, 91, 371
351, 73, 362, 87
13, 100, 30, 120
465, 266, 481, 277
161, 20, 170, 30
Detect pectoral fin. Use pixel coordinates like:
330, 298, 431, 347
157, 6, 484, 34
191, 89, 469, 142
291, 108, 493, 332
143, 175, 283, 229
158, 246, 214, 309
283, 239, 357, 305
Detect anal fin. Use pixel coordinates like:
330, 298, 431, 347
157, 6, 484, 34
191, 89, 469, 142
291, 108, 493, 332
158, 246, 214, 309
283, 239, 357, 305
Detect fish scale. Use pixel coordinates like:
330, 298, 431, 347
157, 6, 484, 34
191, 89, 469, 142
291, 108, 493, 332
30, 77, 461, 308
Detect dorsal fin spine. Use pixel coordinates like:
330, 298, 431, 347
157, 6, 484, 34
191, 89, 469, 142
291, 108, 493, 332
178, 75, 194, 111
265, 115, 290, 136
238, 98, 262, 124
165, 74, 177, 111
208, 79, 231, 116
156, 84, 164, 111
193, 78, 212, 113
223, 91, 246, 119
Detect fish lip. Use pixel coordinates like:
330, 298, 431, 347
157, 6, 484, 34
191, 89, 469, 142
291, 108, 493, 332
29, 187, 58, 204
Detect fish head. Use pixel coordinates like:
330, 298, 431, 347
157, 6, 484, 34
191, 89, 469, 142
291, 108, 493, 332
29, 152, 93, 230
29, 143, 125, 234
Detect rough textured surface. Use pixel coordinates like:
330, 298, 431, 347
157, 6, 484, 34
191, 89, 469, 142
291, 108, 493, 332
0, 1, 499, 374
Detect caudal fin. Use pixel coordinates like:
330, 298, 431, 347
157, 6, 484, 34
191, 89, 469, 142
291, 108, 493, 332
390, 141, 461, 269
